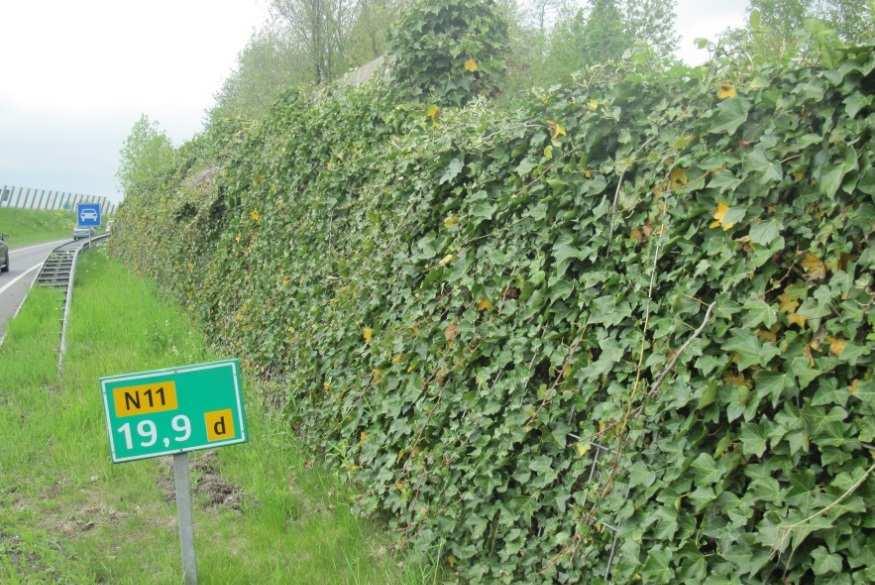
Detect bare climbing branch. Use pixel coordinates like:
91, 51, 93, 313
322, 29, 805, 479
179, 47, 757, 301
775, 458, 875, 554
647, 301, 716, 397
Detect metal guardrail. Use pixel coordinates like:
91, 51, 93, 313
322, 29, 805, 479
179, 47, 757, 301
45, 233, 110, 371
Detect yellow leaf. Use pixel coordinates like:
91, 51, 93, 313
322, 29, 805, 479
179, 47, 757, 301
757, 329, 777, 343
443, 214, 459, 229
828, 336, 847, 356
372, 368, 383, 383
543, 145, 553, 159
670, 168, 689, 190
587, 99, 599, 111
673, 134, 695, 150
849, 379, 860, 397
710, 201, 735, 230
477, 298, 493, 311
249, 210, 262, 222
426, 104, 440, 122
464, 57, 478, 72
575, 442, 591, 457
548, 120, 566, 140
439, 254, 454, 267
391, 354, 404, 365
362, 327, 374, 343
778, 290, 799, 314
801, 253, 826, 281
717, 82, 737, 100
444, 322, 459, 342
788, 312, 807, 328
323, 382, 332, 391
724, 373, 749, 388
583, 169, 593, 179
630, 227, 644, 243
359, 431, 368, 444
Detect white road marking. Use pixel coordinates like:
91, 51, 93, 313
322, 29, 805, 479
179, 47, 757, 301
0, 263, 43, 297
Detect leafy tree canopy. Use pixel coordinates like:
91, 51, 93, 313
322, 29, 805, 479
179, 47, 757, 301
117, 115, 175, 198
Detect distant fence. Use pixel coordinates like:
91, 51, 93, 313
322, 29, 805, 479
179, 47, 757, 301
0, 185, 117, 215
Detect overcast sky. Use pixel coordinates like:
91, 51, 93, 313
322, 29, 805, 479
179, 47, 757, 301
0, 1, 747, 202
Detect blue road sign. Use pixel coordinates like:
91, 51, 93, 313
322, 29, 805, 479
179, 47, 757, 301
77, 202, 101, 227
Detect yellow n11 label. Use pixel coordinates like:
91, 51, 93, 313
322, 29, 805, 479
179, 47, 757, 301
113, 381, 178, 417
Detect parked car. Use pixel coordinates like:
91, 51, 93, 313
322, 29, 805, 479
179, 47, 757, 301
0, 233, 8, 273
73, 227, 93, 241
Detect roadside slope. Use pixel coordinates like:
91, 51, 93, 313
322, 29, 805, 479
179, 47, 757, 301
0, 250, 435, 584
0, 208, 74, 248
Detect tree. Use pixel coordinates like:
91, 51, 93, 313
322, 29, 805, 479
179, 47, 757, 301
212, 24, 311, 122
345, 0, 408, 65
515, 0, 678, 87
579, 0, 630, 63
539, 0, 631, 82
271, 0, 359, 84
622, 0, 679, 56
714, 0, 873, 65
749, 0, 812, 36
813, 0, 875, 42
117, 115, 175, 198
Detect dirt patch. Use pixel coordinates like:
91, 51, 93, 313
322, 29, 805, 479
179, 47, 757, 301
157, 451, 244, 511
55, 501, 122, 538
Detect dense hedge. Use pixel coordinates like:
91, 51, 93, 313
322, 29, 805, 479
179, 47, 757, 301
113, 47, 875, 584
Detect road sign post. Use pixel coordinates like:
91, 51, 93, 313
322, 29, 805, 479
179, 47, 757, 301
100, 359, 247, 583
174, 453, 198, 585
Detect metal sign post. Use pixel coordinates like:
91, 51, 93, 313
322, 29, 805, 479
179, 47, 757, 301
173, 453, 198, 585
99, 359, 247, 583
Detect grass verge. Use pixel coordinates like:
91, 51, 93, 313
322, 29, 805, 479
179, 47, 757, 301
0, 249, 437, 584
0, 208, 74, 248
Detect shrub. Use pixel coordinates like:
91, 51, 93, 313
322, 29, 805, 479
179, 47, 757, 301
114, 47, 875, 583
389, 0, 510, 106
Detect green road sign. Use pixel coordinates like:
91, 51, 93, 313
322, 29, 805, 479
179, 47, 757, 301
100, 359, 247, 463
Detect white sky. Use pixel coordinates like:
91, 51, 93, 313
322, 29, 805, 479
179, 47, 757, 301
0, 1, 747, 201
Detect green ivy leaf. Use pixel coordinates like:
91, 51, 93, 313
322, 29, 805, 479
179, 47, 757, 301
515, 157, 536, 177
439, 157, 464, 185
843, 92, 869, 118
740, 423, 768, 458
748, 220, 781, 246
744, 148, 782, 184
811, 546, 843, 575
707, 97, 750, 135
723, 329, 779, 371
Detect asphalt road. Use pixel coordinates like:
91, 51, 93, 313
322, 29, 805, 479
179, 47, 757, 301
0, 239, 71, 339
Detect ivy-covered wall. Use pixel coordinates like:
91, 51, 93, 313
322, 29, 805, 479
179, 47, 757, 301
113, 48, 875, 584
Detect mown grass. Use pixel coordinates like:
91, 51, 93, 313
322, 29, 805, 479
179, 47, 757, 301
0, 208, 74, 248
0, 250, 438, 584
